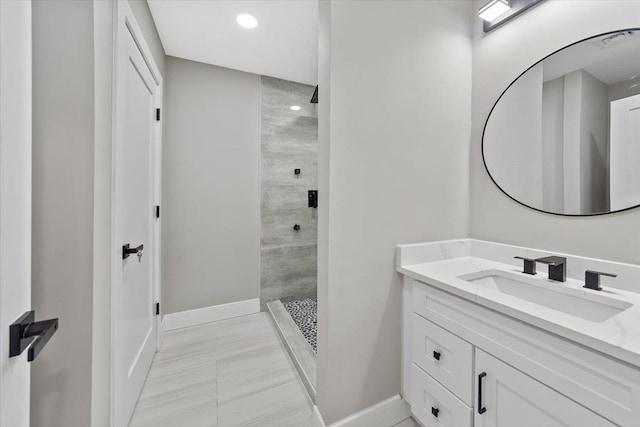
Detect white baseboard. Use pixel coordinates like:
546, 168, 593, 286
314, 405, 327, 427
164, 298, 260, 331
157, 316, 167, 349
314, 395, 411, 427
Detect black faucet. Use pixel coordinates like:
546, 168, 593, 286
584, 270, 617, 291
535, 256, 567, 282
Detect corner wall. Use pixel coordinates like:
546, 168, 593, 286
470, 0, 640, 265
317, 1, 472, 423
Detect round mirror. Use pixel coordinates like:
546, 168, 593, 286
483, 29, 640, 216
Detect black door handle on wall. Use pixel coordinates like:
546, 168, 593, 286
478, 372, 487, 414
9, 311, 59, 362
122, 243, 144, 260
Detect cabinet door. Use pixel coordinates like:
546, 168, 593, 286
474, 349, 616, 427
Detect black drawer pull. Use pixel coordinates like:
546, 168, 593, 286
431, 407, 439, 418
478, 372, 487, 414
433, 350, 441, 361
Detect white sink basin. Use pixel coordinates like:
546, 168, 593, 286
458, 269, 632, 322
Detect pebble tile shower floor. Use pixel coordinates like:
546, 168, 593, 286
283, 298, 317, 353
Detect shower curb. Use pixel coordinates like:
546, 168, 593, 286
266, 300, 317, 402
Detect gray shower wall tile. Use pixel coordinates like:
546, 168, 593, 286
261, 245, 318, 305
262, 186, 314, 211
262, 118, 318, 141
260, 76, 318, 305
261, 211, 317, 249
261, 157, 318, 189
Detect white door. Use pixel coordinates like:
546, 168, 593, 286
113, 2, 162, 426
474, 349, 614, 427
0, 2, 32, 426
610, 94, 640, 210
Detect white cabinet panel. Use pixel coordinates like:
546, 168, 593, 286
412, 314, 473, 405
411, 364, 471, 427
474, 349, 616, 427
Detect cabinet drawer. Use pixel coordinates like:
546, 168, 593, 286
413, 314, 473, 405
411, 364, 472, 427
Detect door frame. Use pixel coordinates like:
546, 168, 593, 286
110, 1, 163, 425
0, 1, 32, 426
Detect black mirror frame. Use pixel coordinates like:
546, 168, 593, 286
481, 28, 640, 217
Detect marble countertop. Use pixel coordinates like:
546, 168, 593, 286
399, 256, 640, 368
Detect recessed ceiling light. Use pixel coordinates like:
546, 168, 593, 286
290, 105, 301, 111
478, 0, 510, 22
236, 13, 258, 29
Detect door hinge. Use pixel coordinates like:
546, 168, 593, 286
156, 108, 161, 121
155, 205, 160, 218
155, 302, 160, 316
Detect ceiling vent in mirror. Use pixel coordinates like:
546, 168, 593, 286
597, 31, 638, 48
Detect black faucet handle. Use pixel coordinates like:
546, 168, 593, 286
514, 256, 537, 275
586, 270, 617, 278
584, 270, 617, 291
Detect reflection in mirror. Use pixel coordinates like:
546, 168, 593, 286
483, 30, 640, 215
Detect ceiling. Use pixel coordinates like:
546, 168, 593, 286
542, 31, 640, 85
147, 0, 318, 85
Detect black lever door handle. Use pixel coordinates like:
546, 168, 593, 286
478, 372, 487, 414
122, 243, 144, 260
9, 311, 59, 362
433, 350, 441, 361
25, 318, 58, 362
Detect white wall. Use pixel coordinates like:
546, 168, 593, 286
317, 1, 472, 423
471, 0, 640, 266
578, 70, 609, 214
562, 69, 584, 212
484, 63, 543, 208
162, 56, 260, 314
542, 77, 565, 212
32, 2, 95, 425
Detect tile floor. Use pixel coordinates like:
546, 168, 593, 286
129, 313, 319, 427
129, 311, 419, 427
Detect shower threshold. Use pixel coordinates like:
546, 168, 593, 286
267, 299, 317, 401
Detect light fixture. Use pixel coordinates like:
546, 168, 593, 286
236, 13, 258, 29
290, 105, 301, 111
479, 0, 546, 33
478, 0, 510, 22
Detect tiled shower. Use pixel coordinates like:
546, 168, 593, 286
260, 76, 318, 330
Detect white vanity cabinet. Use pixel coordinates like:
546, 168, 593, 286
405, 279, 640, 427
